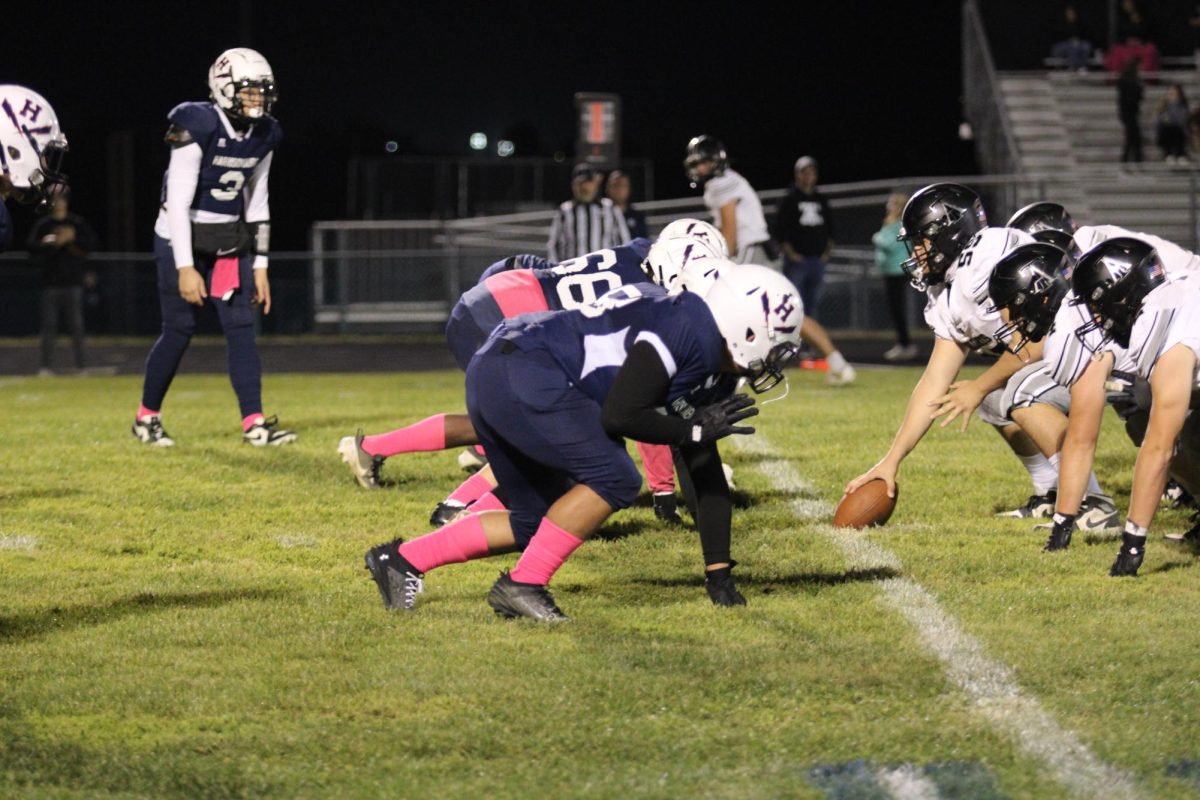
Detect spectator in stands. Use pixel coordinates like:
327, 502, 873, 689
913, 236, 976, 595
1107, 0, 1160, 73
606, 170, 648, 240
1118, 57, 1145, 163
1050, 4, 1093, 72
775, 156, 833, 322
547, 163, 630, 262
1156, 84, 1191, 162
873, 193, 917, 362
28, 190, 97, 375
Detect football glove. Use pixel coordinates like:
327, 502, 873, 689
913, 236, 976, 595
689, 394, 758, 444
1043, 512, 1075, 552
705, 564, 746, 607
1110, 531, 1146, 577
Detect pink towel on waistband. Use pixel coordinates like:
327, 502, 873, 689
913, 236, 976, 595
211, 256, 240, 302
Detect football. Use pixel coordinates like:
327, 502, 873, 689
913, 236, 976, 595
833, 479, 898, 528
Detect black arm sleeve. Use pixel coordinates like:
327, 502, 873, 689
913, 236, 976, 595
601, 341, 693, 445
676, 441, 732, 566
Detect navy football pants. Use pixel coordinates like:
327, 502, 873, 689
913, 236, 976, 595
140, 235, 263, 419
465, 341, 642, 547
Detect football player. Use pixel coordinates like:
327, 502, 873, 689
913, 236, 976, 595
843, 183, 1069, 512
0, 84, 70, 249
684, 135, 856, 386
339, 232, 721, 524
364, 263, 802, 621
1066, 239, 1200, 575
132, 49, 295, 448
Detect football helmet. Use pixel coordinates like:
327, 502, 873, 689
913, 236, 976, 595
681, 261, 803, 393
0, 84, 68, 203
987, 243, 1071, 354
642, 236, 724, 291
684, 135, 728, 188
1071, 237, 1166, 350
659, 217, 729, 257
898, 183, 987, 291
1007, 202, 1081, 265
209, 48, 278, 122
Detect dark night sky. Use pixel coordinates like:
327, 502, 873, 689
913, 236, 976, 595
9, 2, 981, 250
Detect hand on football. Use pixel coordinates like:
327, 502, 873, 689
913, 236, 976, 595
844, 461, 898, 499
929, 380, 984, 432
177, 265, 207, 306
690, 393, 758, 443
253, 269, 272, 315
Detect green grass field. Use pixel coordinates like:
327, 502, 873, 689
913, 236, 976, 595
2, 366, 1200, 799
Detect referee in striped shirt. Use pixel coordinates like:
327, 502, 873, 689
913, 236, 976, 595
547, 163, 631, 262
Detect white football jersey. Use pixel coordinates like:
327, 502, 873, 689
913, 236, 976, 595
1129, 273, 1200, 384
923, 227, 1034, 350
1042, 292, 1133, 388
1073, 225, 1200, 275
703, 169, 769, 258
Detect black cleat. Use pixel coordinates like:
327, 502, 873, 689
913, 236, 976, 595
364, 539, 424, 610
1109, 533, 1146, 577
429, 500, 468, 527
653, 493, 684, 525
705, 565, 746, 606
486, 571, 570, 622
1164, 512, 1200, 543
997, 491, 1057, 519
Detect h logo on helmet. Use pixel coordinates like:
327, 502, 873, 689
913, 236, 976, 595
773, 294, 797, 324
19, 100, 42, 123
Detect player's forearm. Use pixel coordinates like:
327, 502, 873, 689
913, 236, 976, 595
1129, 441, 1173, 528
972, 349, 1035, 396
882, 375, 947, 466
165, 144, 202, 267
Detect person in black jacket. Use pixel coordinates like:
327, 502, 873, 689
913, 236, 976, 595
28, 191, 97, 373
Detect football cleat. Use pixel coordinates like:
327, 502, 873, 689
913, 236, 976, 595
1109, 533, 1146, 577
243, 415, 297, 446
457, 448, 487, 473
653, 493, 684, 525
705, 565, 747, 606
429, 500, 469, 527
338, 430, 383, 489
1076, 495, 1122, 533
825, 363, 857, 386
997, 491, 1057, 519
131, 415, 175, 447
1164, 479, 1198, 510
1164, 511, 1200, 543
487, 571, 570, 622
364, 538, 424, 611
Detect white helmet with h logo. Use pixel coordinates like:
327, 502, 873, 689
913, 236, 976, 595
659, 217, 729, 257
0, 84, 68, 201
681, 261, 804, 393
209, 48, 278, 122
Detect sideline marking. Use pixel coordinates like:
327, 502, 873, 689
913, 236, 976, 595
734, 435, 1141, 800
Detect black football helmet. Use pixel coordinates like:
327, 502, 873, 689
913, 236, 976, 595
1071, 237, 1166, 350
988, 243, 1071, 354
684, 135, 728, 188
1006, 202, 1081, 269
898, 183, 988, 291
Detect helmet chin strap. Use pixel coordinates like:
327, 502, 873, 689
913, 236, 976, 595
759, 377, 790, 406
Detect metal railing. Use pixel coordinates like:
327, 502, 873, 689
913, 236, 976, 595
962, 0, 1021, 175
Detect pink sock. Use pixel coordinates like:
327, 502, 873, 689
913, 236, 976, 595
447, 471, 495, 505
362, 414, 447, 457
398, 514, 491, 574
510, 518, 584, 586
243, 413, 265, 432
138, 404, 160, 420
473, 444, 486, 457
470, 491, 507, 512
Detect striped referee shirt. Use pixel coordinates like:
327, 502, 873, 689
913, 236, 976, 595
547, 198, 631, 262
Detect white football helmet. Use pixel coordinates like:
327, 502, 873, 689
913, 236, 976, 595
659, 218, 729, 258
208, 48, 277, 121
682, 262, 804, 393
642, 236, 724, 292
0, 84, 68, 199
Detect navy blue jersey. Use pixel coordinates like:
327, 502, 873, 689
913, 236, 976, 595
478, 253, 551, 282
159, 102, 282, 218
494, 283, 727, 412
534, 237, 651, 311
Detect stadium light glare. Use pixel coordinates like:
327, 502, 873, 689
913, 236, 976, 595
497, 140, 515, 158
384, 140, 399, 153
469, 132, 488, 151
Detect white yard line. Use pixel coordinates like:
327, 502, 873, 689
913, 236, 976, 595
876, 764, 943, 800
733, 435, 1141, 800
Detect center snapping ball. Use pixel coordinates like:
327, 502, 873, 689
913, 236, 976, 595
833, 479, 898, 529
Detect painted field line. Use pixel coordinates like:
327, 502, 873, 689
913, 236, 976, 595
733, 434, 1141, 800
876, 763, 942, 800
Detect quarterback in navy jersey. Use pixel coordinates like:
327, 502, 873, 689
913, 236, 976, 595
338, 234, 722, 511
364, 263, 803, 622
132, 48, 295, 448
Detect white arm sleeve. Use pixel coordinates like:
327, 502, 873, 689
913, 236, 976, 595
165, 143, 203, 269
243, 151, 273, 269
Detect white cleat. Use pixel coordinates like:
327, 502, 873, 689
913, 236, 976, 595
825, 363, 857, 386
131, 415, 175, 447
243, 415, 297, 447
339, 430, 383, 489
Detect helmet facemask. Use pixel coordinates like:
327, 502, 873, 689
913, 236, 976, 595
743, 340, 800, 394
992, 272, 1065, 355
1071, 241, 1166, 352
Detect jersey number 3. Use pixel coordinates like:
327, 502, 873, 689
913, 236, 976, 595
211, 170, 245, 202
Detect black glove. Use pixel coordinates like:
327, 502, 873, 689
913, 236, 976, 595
688, 394, 758, 444
1043, 512, 1075, 552
705, 564, 746, 607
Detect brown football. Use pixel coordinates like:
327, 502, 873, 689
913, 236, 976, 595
833, 479, 898, 529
